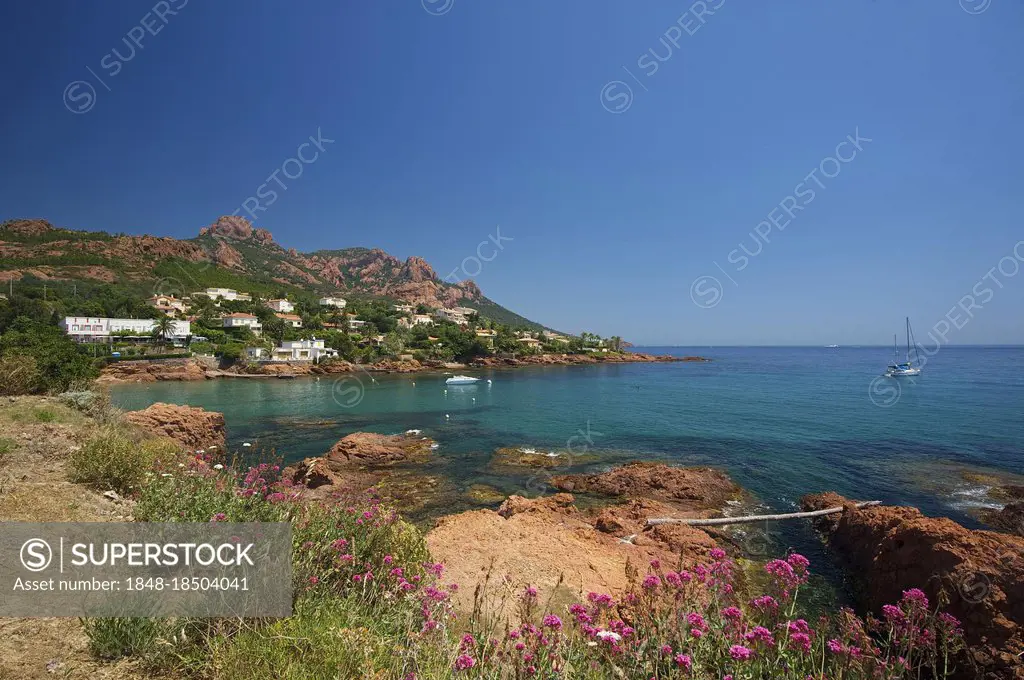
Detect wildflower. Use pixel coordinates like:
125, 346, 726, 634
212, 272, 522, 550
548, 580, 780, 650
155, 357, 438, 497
508, 630, 520, 640
210, 512, 227, 522
674, 653, 692, 670
453, 654, 475, 671
389, 567, 404, 578
542, 614, 563, 630
745, 626, 774, 646
751, 595, 779, 613
901, 587, 929, 610
787, 553, 810, 571
729, 645, 752, 661
827, 639, 845, 655
308, 576, 319, 585
665, 571, 683, 587
650, 559, 661, 569
686, 613, 708, 631
938, 611, 963, 634
595, 630, 621, 643
524, 585, 538, 599
384, 555, 393, 565
882, 604, 906, 623
641, 574, 660, 590
710, 548, 727, 560
660, 644, 673, 656
460, 633, 475, 649
788, 632, 812, 653
721, 606, 742, 621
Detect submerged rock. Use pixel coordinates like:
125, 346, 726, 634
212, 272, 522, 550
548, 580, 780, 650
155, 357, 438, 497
123, 402, 226, 451
464, 484, 507, 505
551, 461, 741, 511
491, 446, 589, 468
802, 492, 1024, 678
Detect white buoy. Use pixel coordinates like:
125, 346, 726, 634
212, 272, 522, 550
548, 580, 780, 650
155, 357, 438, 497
242, 442, 252, 448
472, 397, 476, 403
412, 382, 416, 386
445, 414, 450, 420
487, 379, 492, 384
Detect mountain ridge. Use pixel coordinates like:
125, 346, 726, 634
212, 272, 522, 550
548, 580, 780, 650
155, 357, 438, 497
0, 216, 543, 329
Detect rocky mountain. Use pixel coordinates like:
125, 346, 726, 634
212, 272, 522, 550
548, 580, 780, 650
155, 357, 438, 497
0, 216, 540, 327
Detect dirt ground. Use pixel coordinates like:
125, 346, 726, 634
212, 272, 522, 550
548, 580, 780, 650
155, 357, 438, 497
0, 396, 144, 680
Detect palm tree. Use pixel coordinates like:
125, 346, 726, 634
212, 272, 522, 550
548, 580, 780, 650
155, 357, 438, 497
151, 316, 176, 348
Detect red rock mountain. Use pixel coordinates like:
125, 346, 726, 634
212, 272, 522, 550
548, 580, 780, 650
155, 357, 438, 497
0, 216, 533, 326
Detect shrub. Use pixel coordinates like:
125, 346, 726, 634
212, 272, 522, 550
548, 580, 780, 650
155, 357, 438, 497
69, 428, 179, 495
81, 617, 166, 660
0, 317, 98, 393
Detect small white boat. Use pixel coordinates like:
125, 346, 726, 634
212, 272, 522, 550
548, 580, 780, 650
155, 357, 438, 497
445, 375, 480, 385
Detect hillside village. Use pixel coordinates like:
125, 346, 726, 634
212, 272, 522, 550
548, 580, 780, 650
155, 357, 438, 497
55, 285, 620, 367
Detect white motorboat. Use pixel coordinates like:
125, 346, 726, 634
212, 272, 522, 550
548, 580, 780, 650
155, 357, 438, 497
445, 375, 480, 385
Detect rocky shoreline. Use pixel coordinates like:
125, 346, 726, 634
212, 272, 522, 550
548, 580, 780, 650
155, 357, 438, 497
116, 403, 1024, 679
96, 352, 708, 383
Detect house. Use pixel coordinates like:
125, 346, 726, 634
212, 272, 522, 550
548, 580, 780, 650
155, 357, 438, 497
435, 308, 470, 325
319, 296, 347, 309
517, 336, 542, 349
197, 287, 251, 302
245, 347, 267, 360
222, 312, 262, 333
412, 314, 434, 326
270, 338, 338, 362
60, 317, 191, 341
346, 314, 367, 329
266, 299, 294, 313
393, 303, 414, 314
275, 312, 303, 328
475, 328, 497, 348
543, 331, 570, 344
147, 294, 187, 314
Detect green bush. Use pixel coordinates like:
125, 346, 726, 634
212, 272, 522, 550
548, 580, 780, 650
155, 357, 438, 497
69, 428, 179, 495
0, 317, 98, 394
81, 617, 166, 660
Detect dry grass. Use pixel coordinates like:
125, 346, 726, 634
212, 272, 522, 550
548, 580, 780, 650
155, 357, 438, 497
0, 396, 147, 680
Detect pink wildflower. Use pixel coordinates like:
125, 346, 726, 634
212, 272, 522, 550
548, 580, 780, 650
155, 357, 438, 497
542, 614, 563, 630
729, 645, 752, 661
454, 654, 475, 671
674, 653, 692, 670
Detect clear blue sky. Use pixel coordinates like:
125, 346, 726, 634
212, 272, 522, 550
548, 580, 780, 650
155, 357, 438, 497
1, 0, 1022, 345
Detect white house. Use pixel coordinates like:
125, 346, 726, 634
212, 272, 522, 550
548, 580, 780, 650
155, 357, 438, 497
275, 312, 303, 328
266, 299, 294, 313
222, 313, 262, 333
60, 317, 191, 341
412, 314, 434, 326
346, 314, 367, 329
198, 287, 251, 302
270, 338, 338, 362
393, 303, 414, 314
319, 296, 347, 308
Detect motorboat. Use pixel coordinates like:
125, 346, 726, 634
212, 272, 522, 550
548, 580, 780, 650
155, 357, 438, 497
445, 375, 480, 385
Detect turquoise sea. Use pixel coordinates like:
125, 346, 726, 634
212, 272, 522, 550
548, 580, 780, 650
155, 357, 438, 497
110, 346, 1024, 572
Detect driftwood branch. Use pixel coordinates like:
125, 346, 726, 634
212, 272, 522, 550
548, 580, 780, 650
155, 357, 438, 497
645, 501, 881, 527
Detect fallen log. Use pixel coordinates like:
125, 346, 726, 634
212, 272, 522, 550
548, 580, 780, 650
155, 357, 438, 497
645, 501, 882, 527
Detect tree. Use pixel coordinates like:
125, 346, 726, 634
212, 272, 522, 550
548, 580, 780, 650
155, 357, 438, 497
151, 316, 176, 346
0, 317, 98, 393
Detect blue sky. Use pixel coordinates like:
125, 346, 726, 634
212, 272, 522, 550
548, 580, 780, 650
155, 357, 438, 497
1, 0, 1022, 345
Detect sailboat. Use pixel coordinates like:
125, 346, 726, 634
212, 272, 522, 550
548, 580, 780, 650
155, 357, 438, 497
885, 317, 921, 377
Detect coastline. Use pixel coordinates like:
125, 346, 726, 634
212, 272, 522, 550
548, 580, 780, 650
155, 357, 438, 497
96, 351, 711, 383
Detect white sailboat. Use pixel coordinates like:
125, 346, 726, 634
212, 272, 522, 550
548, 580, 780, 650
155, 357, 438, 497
885, 317, 921, 377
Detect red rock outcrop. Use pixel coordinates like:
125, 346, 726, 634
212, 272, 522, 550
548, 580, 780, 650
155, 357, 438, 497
97, 359, 209, 383
199, 215, 275, 245
212, 240, 244, 269
123, 402, 226, 452
426, 492, 720, 616
552, 462, 741, 510
323, 431, 435, 467
802, 492, 1024, 679
982, 503, 1024, 536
